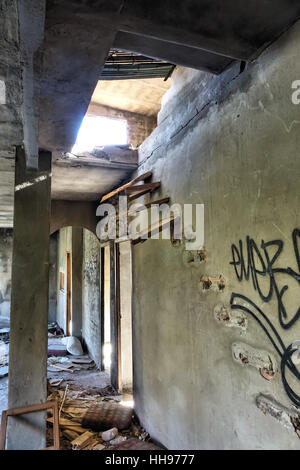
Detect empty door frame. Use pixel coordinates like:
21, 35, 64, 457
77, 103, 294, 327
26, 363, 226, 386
66, 251, 71, 336
109, 241, 122, 392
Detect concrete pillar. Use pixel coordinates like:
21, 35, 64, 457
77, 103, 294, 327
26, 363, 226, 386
7, 146, 51, 450
71, 227, 83, 338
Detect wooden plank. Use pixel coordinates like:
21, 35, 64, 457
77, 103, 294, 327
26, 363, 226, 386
47, 417, 82, 427
71, 431, 95, 450
0, 401, 60, 450
128, 182, 160, 201
124, 182, 160, 195
100, 171, 152, 203
116, 197, 170, 221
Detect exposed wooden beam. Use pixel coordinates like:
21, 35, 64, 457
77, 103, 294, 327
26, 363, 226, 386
115, 197, 170, 221
100, 171, 152, 202
127, 182, 160, 201
131, 215, 176, 245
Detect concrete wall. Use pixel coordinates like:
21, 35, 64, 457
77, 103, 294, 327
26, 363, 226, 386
88, 103, 157, 148
56, 226, 72, 332
82, 228, 102, 368
0, 229, 58, 322
132, 22, 300, 449
0, 228, 12, 318
0, 0, 23, 227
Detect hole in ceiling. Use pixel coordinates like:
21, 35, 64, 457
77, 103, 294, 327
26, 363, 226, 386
72, 115, 128, 154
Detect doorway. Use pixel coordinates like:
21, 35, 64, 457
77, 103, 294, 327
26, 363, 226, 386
102, 241, 133, 393
66, 251, 71, 336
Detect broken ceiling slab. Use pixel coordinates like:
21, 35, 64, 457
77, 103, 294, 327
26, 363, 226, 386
52, 146, 138, 201
62, 145, 138, 167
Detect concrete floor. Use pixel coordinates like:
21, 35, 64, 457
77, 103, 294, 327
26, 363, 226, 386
48, 367, 113, 395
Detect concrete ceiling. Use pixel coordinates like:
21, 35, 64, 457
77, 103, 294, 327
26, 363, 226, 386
90, 78, 171, 117
2, 0, 300, 226
51, 163, 134, 201
38, 0, 300, 160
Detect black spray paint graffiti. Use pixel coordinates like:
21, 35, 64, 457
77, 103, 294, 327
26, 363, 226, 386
229, 228, 300, 407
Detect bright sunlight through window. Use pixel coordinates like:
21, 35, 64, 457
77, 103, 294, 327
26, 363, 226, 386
72, 116, 127, 154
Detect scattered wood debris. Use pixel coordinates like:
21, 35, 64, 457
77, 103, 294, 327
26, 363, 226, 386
71, 431, 95, 450
46, 385, 156, 450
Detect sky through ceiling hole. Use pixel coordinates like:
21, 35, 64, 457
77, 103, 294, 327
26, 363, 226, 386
72, 116, 128, 154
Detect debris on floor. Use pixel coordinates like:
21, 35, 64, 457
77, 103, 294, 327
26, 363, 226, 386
48, 336, 68, 357
47, 355, 96, 375
48, 321, 64, 336
62, 336, 84, 356
109, 437, 163, 450
0, 366, 8, 379
0, 338, 9, 378
82, 402, 133, 431
46, 384, 161, 450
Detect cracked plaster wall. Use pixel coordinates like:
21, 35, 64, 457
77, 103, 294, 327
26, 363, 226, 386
132, 21, 300, 450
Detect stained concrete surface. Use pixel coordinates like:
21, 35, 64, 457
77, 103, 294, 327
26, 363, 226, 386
0, 229, 12, 318
7, 149, 51, 449
132, 21, 300, 450
0, 0, 23, 227
82, 229, 102, 369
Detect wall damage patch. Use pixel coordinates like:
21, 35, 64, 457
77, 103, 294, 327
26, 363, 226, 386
200, 275, 225, 291
214, 303, 247, 331
182, 249, 208, 267
256, 394, 300, 437
232, 342, 277, 379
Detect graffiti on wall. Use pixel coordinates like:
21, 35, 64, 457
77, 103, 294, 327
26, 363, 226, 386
229, 228, 300, 407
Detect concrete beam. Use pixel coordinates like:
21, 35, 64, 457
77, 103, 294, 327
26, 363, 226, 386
113, 31, 233, 74
7, 147, 51, 450
50, 200, 99, 236
39, 8, 120, 155
118, 16, 247, 61
18, 0, 46, 169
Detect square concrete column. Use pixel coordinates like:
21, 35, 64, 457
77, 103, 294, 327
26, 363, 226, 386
71, 227, 83, 338
6, 146, 51, 450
